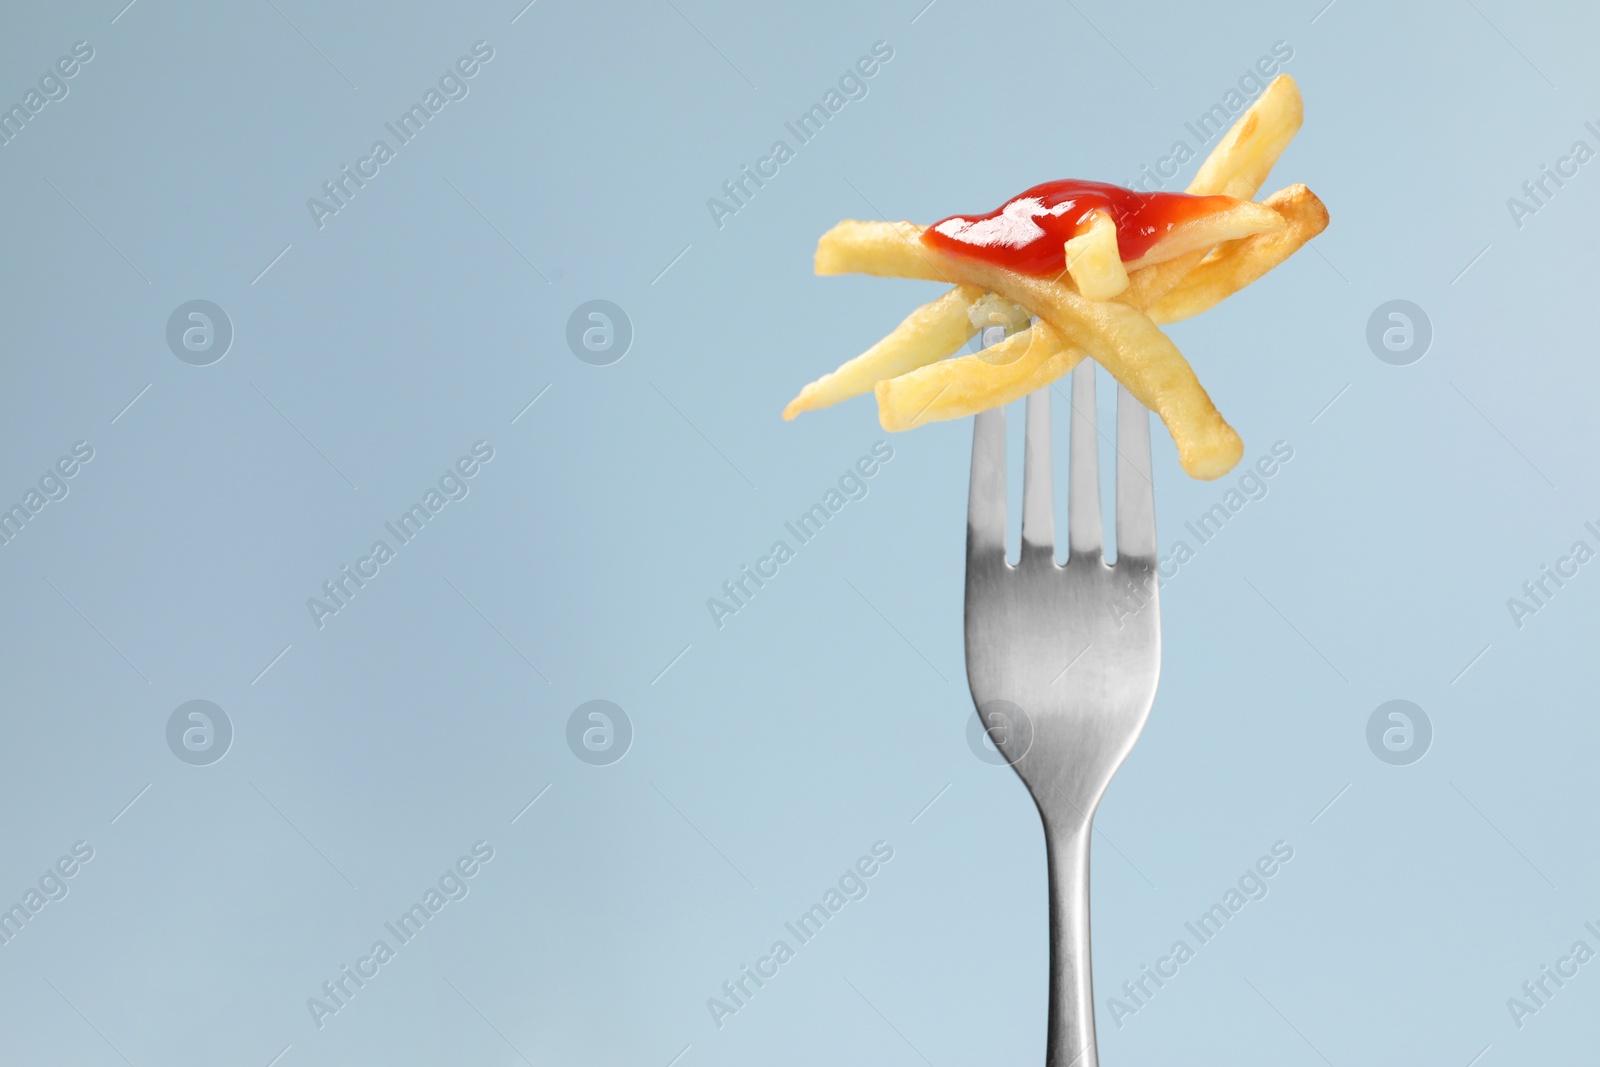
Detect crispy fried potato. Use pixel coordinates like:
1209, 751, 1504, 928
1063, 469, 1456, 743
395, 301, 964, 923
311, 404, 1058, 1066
784, 290, 1031, 422
1118, 74, 1304, 309
816, 196, 1283, 288
783, 284, 984, 419
1189, 74, 1304, 201
1121, 198, 1284, 270
876, 323, 1082, 431
1065, 211, 1129, 300
1148, 184, 1328, 324
814, 220, 948, 282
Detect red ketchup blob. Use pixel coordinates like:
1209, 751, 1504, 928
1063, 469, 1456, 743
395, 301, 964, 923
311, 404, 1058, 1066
921, 179, 1231, 276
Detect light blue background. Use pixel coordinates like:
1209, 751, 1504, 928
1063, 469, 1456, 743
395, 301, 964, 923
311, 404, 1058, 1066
0, 0, 1595, 1064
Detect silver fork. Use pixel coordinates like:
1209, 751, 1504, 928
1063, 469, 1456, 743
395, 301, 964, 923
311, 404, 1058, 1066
965, 363, 1161, 1067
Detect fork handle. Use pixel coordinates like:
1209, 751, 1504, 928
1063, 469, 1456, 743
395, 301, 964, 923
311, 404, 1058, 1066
1043, 815, 1098, 1067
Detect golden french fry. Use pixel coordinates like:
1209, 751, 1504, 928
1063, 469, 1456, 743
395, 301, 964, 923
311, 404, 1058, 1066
1121, 198, 1284, 270
814, 220, 948, 282
1065, 211, 1129, 300
816, 196, 1282, 289
1148, 184, 1328, 325
1189, 73, 1304, 201
783, 284, 984, 419
1119, 74, 1304, 309
875, 323, 1083, 431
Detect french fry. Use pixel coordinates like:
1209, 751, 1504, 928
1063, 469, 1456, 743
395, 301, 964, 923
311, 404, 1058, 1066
876, 323, 1083, 431
1148, 184, 1328, 325
1189, 74, 1304, 201
814, 220, 947, 282
815, 196, 1283, 288
1065, 211, 1129, 300
784, 291, 1030, 422
1118, 74, 1303, 309
782, 284, 984, 419
1120, 198, 1284, 271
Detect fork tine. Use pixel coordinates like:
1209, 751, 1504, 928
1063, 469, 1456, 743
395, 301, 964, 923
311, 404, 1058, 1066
1114, 384, 1156, 559
1020, 389, 1055, 563
1067, 361, 1102, 560
968, 408, 1006, 560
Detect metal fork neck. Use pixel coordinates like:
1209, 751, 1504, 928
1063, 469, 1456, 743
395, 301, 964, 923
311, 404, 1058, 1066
1041, 814, 1097, 1067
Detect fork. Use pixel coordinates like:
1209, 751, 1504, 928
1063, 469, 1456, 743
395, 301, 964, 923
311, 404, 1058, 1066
965, 363, 1161, 1067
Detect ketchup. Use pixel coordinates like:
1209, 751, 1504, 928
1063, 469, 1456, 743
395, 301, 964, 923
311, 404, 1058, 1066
921, 179, 1231, 276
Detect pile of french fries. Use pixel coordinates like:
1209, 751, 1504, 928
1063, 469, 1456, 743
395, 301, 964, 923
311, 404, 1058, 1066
782, 74, 1327, 480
